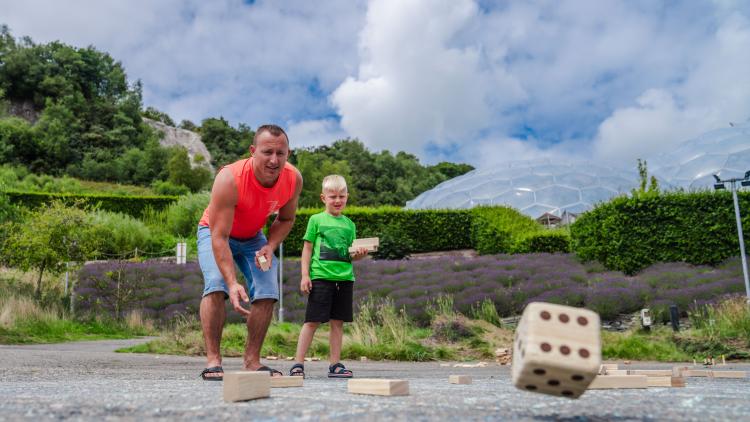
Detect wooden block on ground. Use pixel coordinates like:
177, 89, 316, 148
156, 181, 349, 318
223, 371, 270, 402
349, 237, 379, 254
603, 369, 629, 376
449, 375, 472, 385
646, 376, 673, 387
588, 375, 648, 389
628, 369, 673, 377
710, 371, 746, 378
270, 376, 304, 388
684, 369, 711, 377
348, 379, 409, 396
599, 364, 619, 374
671, 377, 686, 387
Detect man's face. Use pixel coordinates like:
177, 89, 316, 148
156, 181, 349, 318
250, 131, 290, 184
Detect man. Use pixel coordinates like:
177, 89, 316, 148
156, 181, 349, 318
196, 124, 303, 380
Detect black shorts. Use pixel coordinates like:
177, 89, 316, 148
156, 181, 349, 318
304, 279, 354, 323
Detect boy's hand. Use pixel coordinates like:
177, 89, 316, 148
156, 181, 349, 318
300, 276, 312, 295
350, 246, 369, 260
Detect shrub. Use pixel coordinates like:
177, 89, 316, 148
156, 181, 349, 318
372, 226, 413, 260
513, 229, 571, 253
571, 191, 750, 274
165, 193, 209, 237
4, 190, 178, 218
470, 206, 541, 255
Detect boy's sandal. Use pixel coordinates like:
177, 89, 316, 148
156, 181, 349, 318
289, 363, 305, 378
200, 366, 224, 381
255, 365, 283, 377
328, 362, 353, 378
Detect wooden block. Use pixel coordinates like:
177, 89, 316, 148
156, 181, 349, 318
223, 371, 270, 402
599, 364, 619, 374
257, 255, 271, 271
270, 376, 304, 388
588, 375, 648, 389
348, 237, 380, 254
646, 376, 673, 387
348, 379, 409, 396
684, 369, 711, 377
628, 369, 673, 377
603, 369, 629, 376
671, 377, 686, 387
512, 302, 602, 399
449, 375, 472, 385
710, 371, 746, 378
672, 366, 690, 377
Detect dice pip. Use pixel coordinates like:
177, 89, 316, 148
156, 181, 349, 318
512, 302, 601, 398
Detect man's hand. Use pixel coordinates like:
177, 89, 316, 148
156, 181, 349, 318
228, 283, 251, 316
300, 275, 312, 295
255, 245, 275, 270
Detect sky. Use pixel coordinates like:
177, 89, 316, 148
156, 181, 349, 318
2, 0, 750, 168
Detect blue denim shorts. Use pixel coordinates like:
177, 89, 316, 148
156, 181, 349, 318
197, 225, 279, 302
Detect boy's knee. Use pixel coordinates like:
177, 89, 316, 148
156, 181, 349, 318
304, 322, 321, 329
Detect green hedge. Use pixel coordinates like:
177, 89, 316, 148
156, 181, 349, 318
3, 190, 179, 218
278, 206, 474, 256
570, 191, 750, 274
513, 229, 571, 254
469, 206, 542, 254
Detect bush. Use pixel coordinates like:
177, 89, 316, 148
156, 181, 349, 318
88, 210, 169, 258
372, 227, 413, 260
165, 193, 210, 237
571, 191, 750, 274
470, 206, 541, 255
513, 229, 571, 253
151, 180, 190, 196
4, 190, 178, 218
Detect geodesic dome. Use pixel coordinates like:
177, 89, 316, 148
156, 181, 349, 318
648, 121, 750, 190
406, 161, 641, 218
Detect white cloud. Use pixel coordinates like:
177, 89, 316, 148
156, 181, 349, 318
593, 11, 750, 161
2, 0, 750, 167
331, 0, 524, 155
286, 119, 347, 149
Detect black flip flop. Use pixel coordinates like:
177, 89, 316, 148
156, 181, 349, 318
289, 363, 305, 378
255, 365, 283, 377
200, 366, 224, 381
328, 362, 353, 378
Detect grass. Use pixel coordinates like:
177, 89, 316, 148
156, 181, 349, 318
0, 295, 155, 344
3, 264, 749, 363
0, 268, 156, 344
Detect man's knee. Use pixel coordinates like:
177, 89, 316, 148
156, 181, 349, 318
203, 291, 227, 305
251, 298, 276, 313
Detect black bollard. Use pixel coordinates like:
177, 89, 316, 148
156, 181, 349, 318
669, 305, 680, 332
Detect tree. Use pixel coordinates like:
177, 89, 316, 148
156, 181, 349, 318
1, 201, 95, 300
142, 106, 175, 126
635, 159, 659, 194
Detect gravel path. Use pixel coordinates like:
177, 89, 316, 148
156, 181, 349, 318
1, 339, 749, 421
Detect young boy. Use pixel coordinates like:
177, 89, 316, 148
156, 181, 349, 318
290, 175, 368, 378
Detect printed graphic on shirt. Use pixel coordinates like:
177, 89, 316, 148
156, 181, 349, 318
318, 225, 352, 262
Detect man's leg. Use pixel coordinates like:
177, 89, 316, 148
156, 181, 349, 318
200, 292, 226, 378
329, 319, 344, 364
243, 298, 277, 373
295, 322, 320, 363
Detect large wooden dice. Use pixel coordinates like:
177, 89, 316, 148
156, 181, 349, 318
512, 302, 601, 398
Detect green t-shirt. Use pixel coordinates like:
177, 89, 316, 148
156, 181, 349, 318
303, 211, 356, 282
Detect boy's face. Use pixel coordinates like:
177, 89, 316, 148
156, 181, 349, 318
321, 189, 348, 216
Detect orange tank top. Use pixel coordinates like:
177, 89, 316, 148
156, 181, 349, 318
198, 158, 298, 239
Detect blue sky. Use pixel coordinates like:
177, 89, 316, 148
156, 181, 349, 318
2, 0, 750, 168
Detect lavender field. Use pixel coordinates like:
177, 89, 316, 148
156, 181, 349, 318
76, 253, 747, 325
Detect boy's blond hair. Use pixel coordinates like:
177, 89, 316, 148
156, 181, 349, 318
321, 174, 348, 193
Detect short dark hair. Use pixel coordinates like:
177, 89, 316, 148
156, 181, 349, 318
254, 124, 289, 145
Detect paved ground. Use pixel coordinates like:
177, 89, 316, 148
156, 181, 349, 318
1, 339, 749, 421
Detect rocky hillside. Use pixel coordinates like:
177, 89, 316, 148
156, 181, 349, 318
143, 118, 214, 173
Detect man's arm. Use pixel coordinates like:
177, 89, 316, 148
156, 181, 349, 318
256, 170, 303, 264
208, 168, 250, 316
